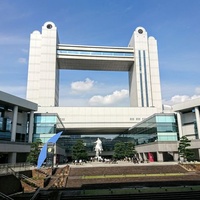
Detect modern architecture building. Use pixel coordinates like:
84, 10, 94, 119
1, 22, 200, 164
25, 22, 200, 162
25, 21, 164, 162
173, 98, 200, 159
130, 113, 179, 162
0, 91, 37, 163
27, 22, 162, 111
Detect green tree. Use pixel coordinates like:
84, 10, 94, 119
114, 141, 137, 160
26, 139, 42, 164
178, 136, 194, 162
125, 142, 137, 158
113, 142, 126, 160
72, 140, 88, 161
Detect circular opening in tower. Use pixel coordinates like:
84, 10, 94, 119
138, 29, 143, 34
47, 24, 52, 29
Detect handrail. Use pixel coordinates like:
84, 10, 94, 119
30, 188, 41, 200
20, 174, 40, 188
35, 168, 48, 176
0, 163, 32, 175
0, 192, 14, 200
0, 162, 32, 169
7, 167, 17, 176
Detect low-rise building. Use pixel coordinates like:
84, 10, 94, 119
0, 91, 37, 164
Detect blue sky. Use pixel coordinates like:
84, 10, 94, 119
0, 0, 200, 107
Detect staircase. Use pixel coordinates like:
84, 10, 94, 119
45, 165, 70, 189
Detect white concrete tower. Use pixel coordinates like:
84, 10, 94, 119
26, 22, 59, 106
129, 27, 162, 112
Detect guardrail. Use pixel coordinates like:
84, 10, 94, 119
0, 163, 33, 175
0, 192, 14, 200
30, 188, 41, 200
20, 174, 40, 188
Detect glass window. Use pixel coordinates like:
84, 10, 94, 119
34, 114, 64, 143
57, 50, 134, 57
128, 114, 178, 145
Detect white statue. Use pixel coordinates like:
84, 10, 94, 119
94, 138, 103, 160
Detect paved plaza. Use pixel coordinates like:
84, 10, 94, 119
67, 160, 179, 168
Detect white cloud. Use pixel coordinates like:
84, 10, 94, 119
18, 57, 27, 64
195, 87, 200, 94
89, 89, 128, 106
71, 78, 94, 93
171, 95, 191, 104
162, 84, 200, 106
163, 94, 200, 106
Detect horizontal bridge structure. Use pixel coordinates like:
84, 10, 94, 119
57, 44, 134, 71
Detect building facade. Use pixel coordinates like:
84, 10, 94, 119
26, 22, 163, 145
173, 98, 200, 160
25, 21, 165, 162
2, 22, 200, 164
0, 91, 37, 163
133, 99, 200, 162
27, 22, 162, 111
130, 113, 179, 162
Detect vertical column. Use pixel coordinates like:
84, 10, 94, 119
8, 152, 17, 164
195, 107, 200, 139
176, 112, 183, 139
26, 21, 59, 107
157, 152, 163, 162
198, 149, 200, 161
173, 152, 179, 162
143, 152, 148, 162
39, 22, 58, 106
11, 106, 18, 142
129, 64, 138, 107
148, 37, 162, 112
28, 111, 34, 143
137, 153, 143, 162
129, 27, 149, 107
26, 30, 42, 104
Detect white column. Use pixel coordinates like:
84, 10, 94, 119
176, 112, 183, 139
139, 153, 145, 162
195, 107, 200, 139
173, 152, 179, 162
157, 152, 163, 162
11, 106, 18, 142
8, 152, 17, 164
137, 153, 141, 160
143, 152, 148, 161
28, 111, 34, 143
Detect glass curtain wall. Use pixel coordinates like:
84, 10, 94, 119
0, 117, 12, 141
33, 113, 178, 159
56, 133, 134, 157
128, 114, 178, 145
33, 113, 64, 143
0, 108, 12, 141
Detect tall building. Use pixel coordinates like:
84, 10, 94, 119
1, 22, 200, 164
25, 22, 164, 161
27, 22, 162, 111
24, 21, 196, 162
